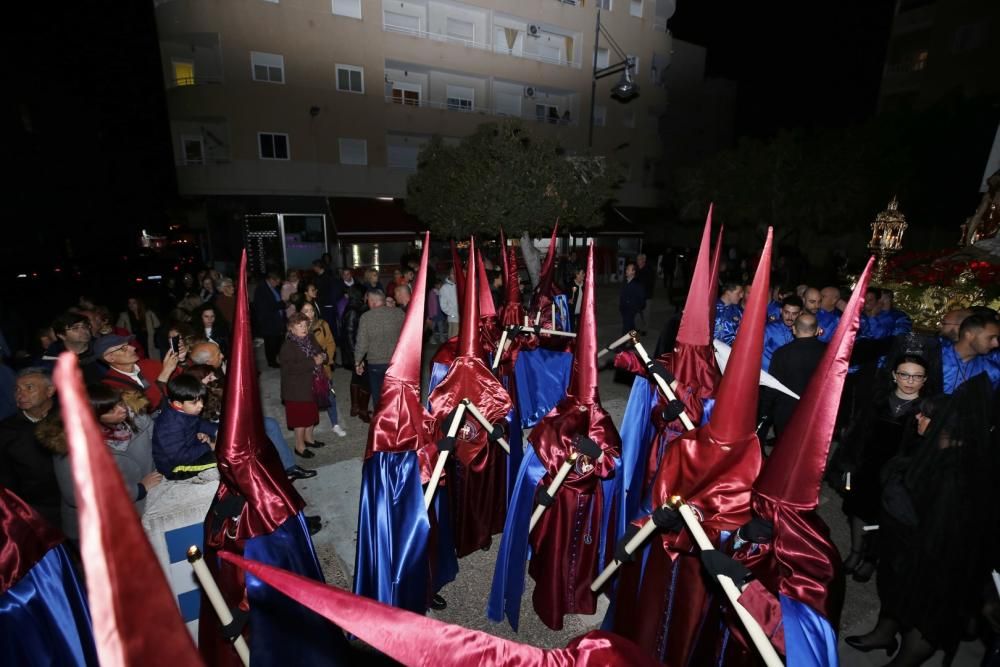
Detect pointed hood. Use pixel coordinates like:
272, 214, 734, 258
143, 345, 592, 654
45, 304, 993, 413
676, 204, 714, 347
756, 257, 875, 509
450, 240, 465, 306
217, 250, 303, 539
367, 232, 435, 457
54, 352, 203, 665
709, 223, 725, 319
706, 228, 772, 443
458, 238, 480, 358
218, 552, 658, 666
505, 247, 521, 307
536, 223, 559, 298
569, 242, 599, 405
476, 248, 496, 319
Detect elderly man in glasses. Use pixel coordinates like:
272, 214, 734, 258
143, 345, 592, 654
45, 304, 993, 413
96, 335, 180, 413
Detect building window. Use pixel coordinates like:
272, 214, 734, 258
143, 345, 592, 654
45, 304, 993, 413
593, 105, 607, 127
339, 138, 368, 165
181, 135, 204, 164
258, 133, 290, 160
172, 59, 195, 86
251, 52, 284, 83
912, 50, 928, 71
494, 91, 522, 117
598, 0, 612, 9
446, 85, 474, 112
536, 104, 560, 124
596, 47, 610, 69
391, 82, 421, 106
630, 0, 642, 17
387, 144, 420, 170
446, 18, 475, 43
332, 0, 361, 19
336, 64, 364, 93
385, 11, 420, 34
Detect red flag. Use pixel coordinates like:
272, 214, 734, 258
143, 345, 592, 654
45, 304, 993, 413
54, 352, 203, 666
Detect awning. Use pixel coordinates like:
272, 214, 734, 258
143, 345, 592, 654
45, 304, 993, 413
329, 197, 424, 243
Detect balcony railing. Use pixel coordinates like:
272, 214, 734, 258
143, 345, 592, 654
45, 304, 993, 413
384, 95, 580, 126
383, 20, 580, 69
168, 75, 224, 89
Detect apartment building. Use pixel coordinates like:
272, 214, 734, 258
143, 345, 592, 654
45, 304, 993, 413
154, 0, 683, 270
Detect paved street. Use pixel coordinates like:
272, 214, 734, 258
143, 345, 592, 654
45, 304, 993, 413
257, 285, 984, 665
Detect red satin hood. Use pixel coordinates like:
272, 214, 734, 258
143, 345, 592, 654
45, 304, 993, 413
0, 486, 63, 593
530, 396, 622, 476
366, 375, 435, 458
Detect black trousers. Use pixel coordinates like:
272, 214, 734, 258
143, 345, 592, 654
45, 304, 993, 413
263, 335, 283, 366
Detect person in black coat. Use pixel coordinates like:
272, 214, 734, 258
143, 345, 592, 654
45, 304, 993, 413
619, 262, 646, 334
758, 312, 827, 436
252, 272, 286, 368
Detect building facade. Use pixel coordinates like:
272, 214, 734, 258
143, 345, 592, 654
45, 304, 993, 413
154, 0, 690, 270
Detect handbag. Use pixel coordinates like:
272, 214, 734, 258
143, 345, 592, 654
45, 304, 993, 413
312, 372, 332, 409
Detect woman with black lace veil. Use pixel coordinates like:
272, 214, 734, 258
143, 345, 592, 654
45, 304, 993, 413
846, 374, 999, 666
834, 354, 932, 582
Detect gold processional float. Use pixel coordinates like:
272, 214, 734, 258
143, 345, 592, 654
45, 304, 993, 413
863, 169, 1000, 332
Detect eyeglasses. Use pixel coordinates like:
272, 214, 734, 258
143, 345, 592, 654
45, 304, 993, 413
107, 344, 130, 355
894, 372, 926, 381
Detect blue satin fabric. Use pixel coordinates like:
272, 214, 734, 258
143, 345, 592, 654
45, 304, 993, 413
486, 447, 618, 631
766, 300, 781, 324
513, 349, 573, 427
615, 377, 657, 545
244, 513, 350, 666
780, 594, 838, 667
816, 309, 841, 343
0, 545, 98, 666
353, 451, 431, 614
552, 294, 571, 331
427, 361, 449, 402
941, 340, 1000, 393
714, 301, 743, 346
504, 410, 525, 507
762, 322, 794, 372
487, 448, 545, 630
430, 487, 459, 592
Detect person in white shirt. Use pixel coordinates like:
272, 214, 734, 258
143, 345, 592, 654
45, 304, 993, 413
439, 269, 460, 338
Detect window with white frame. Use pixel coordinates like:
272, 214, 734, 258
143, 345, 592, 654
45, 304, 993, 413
258, 133, 289, 160
181, 135, 204, 164
494, 26, 523, 55
494, 91, 522, 117
384, 11, 420, 33
593, 106, 607, 127
387, 144, 420, 169
598, 0, 612, 9
332, 0, 361, 19
537, 43, 562, 64
391, 81, 421, 106
336, 64, 364, 93
251, 52, 284, 83
596, 47, 610, 69
630, 0, 642, 17
338, 138, 368, 165
445, 18, 475, 43
446, 85, 474, 112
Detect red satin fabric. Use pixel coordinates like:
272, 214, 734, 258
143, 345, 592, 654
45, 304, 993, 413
220, 552, 660, 666
670, 343, 720, 401
528, 398, 621, 629
450, 240, 465, 306
476, 249, 497, 319
427, 357, 513, 555
54, 353, 203, 666
199, 528, 250, 667
675, 207, 714, 347
0, 486, 62, 593
216, 251, 303, 540
386, 232, 432, 386
366, 376, 435, 459
738, 580, 786, 655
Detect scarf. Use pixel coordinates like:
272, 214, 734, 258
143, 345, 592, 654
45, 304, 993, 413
288, 332, 324, 380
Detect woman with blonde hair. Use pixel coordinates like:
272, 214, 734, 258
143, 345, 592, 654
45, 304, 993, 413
298, 301, 346, 437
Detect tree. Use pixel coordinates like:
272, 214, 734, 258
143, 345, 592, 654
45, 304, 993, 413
405, 119, 622, 242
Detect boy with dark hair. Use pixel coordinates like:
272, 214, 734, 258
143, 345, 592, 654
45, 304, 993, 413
152, 374, 218, 479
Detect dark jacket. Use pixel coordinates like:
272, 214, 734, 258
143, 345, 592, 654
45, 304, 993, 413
279, 335, 322, 402
0, 410, 63, 529
619, 279, 646, 316
760, 336, 827, 434
252, 281, 286, 337
636, 263, 655, 299
152, 405, 218, 479
40, 341, 105, 385
339, 287, 367, 369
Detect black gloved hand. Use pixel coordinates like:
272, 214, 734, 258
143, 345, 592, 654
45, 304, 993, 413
614, 524, 641, 563
486, 421, 507, 443
660, 399, 686, 422
210, 493, 246, 532
651, 506, 683, 532
574, 434, 602, 460
739, 516, 774, 544
220, 606, 249, 642
700, 549, 753, 587
646, 360, 676, 386
437, 436, 456, 454
441, 406, 461, 437
534, 484, 555, 507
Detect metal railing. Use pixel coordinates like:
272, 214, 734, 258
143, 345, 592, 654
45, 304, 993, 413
168, 75, 224, 88
383, 95, 580, 126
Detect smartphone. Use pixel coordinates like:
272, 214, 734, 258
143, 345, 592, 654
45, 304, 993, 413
170, 335, 181, 354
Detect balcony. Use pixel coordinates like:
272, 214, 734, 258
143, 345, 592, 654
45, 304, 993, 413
160, 32, 224, 89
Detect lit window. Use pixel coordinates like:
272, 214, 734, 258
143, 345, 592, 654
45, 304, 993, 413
258, 133, 290, 160
336, 64, 364, 93
251, 52, 284, 83
391, 83, 421, 106
172, 60, 195, 86
332, 0, 361, 19
339, 138, 368, 165
630, 0, 642, 17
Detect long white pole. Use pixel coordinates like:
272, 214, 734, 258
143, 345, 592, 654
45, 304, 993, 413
590, 508, 663, 591
631, 340, 696, 431
491, 328, 510, 371
463, 399, 510, 454
596, 332, 635, 359
188, 546, 251, 667
528, 453, 578, 532
423, 402, 467, 510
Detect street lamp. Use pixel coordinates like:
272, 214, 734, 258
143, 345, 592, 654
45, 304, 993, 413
589, 9, 639, 148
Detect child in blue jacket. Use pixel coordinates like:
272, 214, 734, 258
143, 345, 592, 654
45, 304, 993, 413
152, 374, 218, 479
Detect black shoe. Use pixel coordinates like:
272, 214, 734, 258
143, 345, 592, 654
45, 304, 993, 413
286, 465, 317, 481
842, 549, 863, 574
295, 448, 316, 459
844, 634, 898, 655
267, 362, 280, 369
305, 440, 326, 448
429, 594, 447, 610
852, 560, 876, 583
305, 515, 322, 535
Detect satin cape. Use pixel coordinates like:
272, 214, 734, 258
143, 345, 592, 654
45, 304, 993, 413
513, 348, 573, 427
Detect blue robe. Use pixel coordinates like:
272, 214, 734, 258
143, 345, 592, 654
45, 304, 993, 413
766, 300, 782, 324
513, 348, 573, 427
940, 339, 1000, 394
761, 321, 794, 372
714, 301, 743, 346
815, 308, 841, 343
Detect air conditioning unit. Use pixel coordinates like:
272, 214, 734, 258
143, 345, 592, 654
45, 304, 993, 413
527, 24, 541, 37
524, 86, 536, 98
